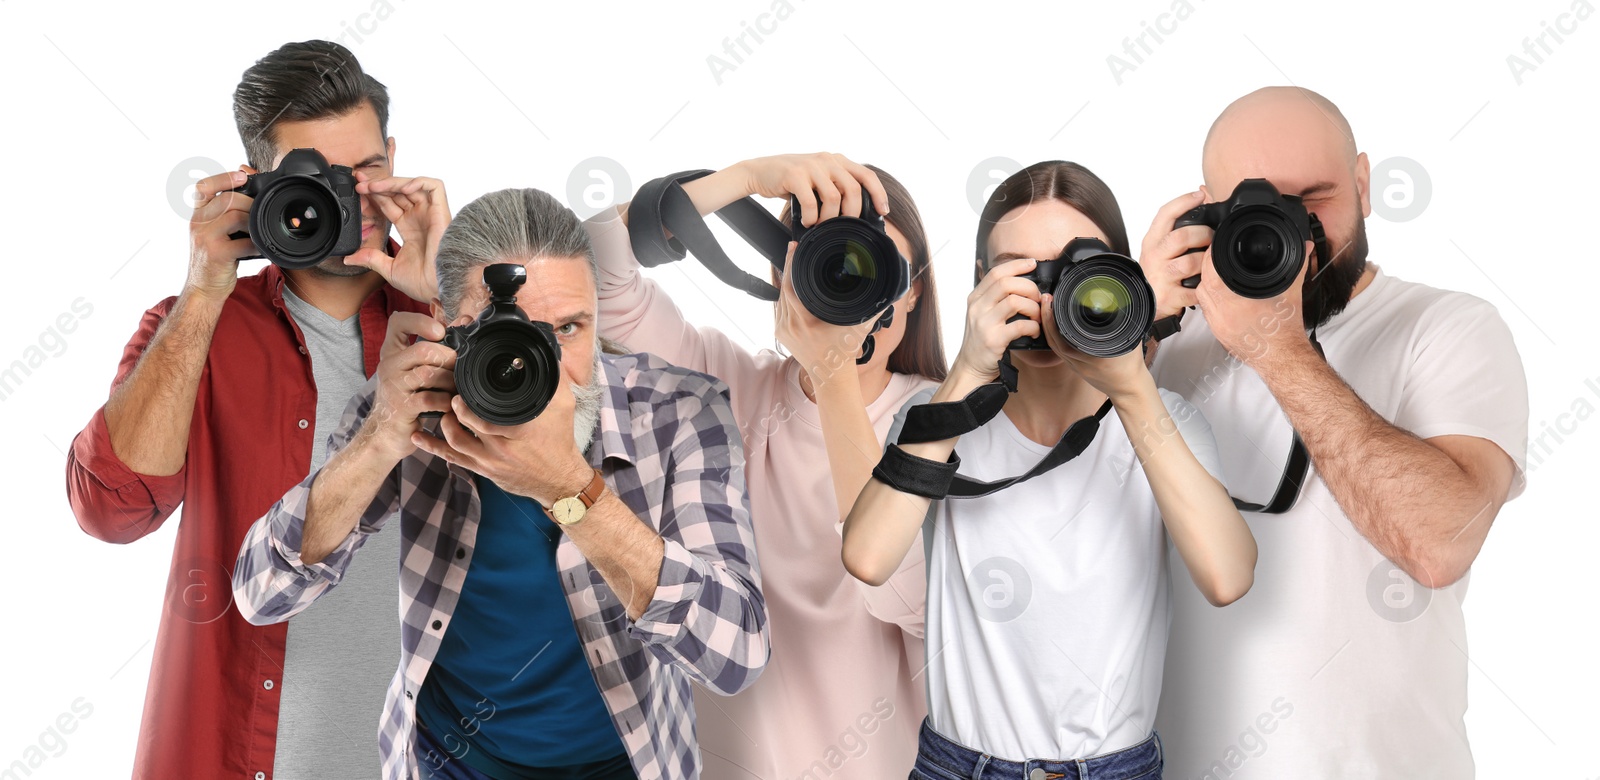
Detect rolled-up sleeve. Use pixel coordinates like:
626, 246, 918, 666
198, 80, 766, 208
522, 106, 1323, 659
232, 378, 399, 625
66, 298, 187, 544
627, 383, 769, 695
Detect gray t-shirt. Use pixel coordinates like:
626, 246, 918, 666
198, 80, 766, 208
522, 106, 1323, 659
276, 286, 401, 779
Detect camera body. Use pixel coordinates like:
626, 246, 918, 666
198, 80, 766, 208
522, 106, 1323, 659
786, 190, 910, 326
230, 148, 363, 270
1008, 237, 1155, 358
1173, 178, 1321, 299
432, 263, 563, 427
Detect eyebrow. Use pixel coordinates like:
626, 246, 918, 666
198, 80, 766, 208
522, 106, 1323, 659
353, 153, 388, 168
992, 252, 1032, 263
1298, 181, 1338, 198
554, 311, 595, 327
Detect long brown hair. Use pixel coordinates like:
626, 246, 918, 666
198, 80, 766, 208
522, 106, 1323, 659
974, 161, 1129, 282
776, 165, 947, 382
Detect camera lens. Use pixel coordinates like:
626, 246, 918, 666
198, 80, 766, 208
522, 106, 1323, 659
1233, 223, 1285, 274
792, 219, 907, 326
254, 179, 339, 269
455, 320, 560, 426
1211, 207, 1307, 299
280, 200, 324, 240
485, 353, 529, 394
1074, 276, 1130, 328
1051, 256, 1154, 358
820, 240, 876, 296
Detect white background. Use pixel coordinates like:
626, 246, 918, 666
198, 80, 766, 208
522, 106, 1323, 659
1, 0, 1595, 777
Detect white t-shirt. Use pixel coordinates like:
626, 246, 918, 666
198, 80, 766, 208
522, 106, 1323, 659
889, 385, 1224, 761
1150, 268, 1529, 779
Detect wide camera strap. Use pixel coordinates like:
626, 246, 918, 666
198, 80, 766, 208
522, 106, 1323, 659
629, 170, 887, 365
873, 353, 1115, 500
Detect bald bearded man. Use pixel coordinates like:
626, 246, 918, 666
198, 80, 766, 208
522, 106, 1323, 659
1139, 87, 1528, 777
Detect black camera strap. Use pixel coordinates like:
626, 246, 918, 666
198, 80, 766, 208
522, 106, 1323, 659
628, 170, 886, 365
873, 352, 1115, 500
1145, 314, 1324, 515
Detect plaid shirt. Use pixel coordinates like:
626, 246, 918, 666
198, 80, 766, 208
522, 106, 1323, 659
232, 351, 768, 780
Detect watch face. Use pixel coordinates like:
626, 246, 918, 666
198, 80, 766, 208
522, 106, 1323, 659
552, 497, 583, 526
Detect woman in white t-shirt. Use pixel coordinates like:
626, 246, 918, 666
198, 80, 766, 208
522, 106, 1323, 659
843, 160, 1258, 780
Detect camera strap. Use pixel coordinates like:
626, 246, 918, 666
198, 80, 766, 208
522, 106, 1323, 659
628, 170, 885, 365
873, 352, 1115, 500
1139, 216, 1330, 514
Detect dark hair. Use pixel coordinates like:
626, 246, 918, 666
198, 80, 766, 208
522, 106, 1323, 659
974, 161, 1129, 284
233, 40, 391, 172
775, 165, 947, 382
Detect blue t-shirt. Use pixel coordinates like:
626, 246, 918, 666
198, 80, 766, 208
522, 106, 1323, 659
416, 475, 626, 775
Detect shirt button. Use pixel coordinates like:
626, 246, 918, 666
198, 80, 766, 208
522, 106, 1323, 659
256, 773, 266, 780
297, 419, 309, 430
455, 548, 465, 559
405, 690, 414, 700
298, 346, 307, 355
431, 620, 442, 630
263, 679, 274, 690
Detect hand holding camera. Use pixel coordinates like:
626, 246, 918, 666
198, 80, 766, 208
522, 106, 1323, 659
364, 313, 458, 465
1038, 291, 1153, 403
407, 264, 590, 505
346, 174, 451, 302
185, 169, 258, 302
950, 257, 1043, 388
774, 241, 882, 383
735, 152, 889, 227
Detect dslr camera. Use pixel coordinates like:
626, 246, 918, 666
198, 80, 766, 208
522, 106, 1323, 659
229, 148, 362, 269
1008, 238, 1155, 358
1173, 178, 1324, 299
786, 190, 910, 326
428, 263, 563, 426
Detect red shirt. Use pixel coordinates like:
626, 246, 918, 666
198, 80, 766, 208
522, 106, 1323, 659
65, 261, 427, 780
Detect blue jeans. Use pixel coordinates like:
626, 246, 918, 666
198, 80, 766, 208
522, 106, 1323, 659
910, 719, 1162, 780
414, 722, 636, 780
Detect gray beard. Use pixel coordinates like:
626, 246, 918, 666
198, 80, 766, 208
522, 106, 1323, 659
571, 350, 605, 453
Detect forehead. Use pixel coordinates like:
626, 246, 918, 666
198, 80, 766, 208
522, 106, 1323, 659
1204, 106, 1353, 196
461, 256, 595, 318
986, 200, 1108, 259
268, 104, 386, 169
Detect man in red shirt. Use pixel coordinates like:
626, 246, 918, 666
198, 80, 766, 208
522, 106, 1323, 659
65, 40, 448, 779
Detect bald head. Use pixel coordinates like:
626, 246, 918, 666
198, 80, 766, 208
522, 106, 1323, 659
1202, 87, 1359, 191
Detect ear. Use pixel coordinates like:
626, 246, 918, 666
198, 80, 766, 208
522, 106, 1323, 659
431, 298, 471, 327
1198, 183, 1212, 202
240, 164, 258, 176
1353, 152, 1372, 219
386, 136, 397, 169
973, 257, 985, 287
904, 276, 923, 314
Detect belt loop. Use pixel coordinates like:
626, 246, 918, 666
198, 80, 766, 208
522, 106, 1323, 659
971, 753, 988, 780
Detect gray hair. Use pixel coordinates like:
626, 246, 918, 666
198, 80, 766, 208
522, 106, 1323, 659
436, 188, 597, 320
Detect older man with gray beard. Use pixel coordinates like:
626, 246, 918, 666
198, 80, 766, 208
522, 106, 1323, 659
233, 187, 769, 780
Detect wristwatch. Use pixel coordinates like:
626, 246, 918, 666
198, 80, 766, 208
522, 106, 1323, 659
549, 469, 606, 527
